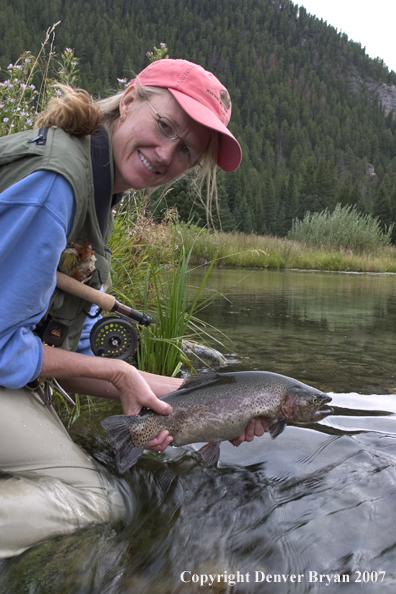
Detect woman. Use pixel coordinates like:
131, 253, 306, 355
0, 59, 266, 556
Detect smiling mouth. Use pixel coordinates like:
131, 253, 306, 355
139, 151, 159, 174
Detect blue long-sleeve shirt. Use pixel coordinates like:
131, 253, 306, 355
0, 170, 79, 388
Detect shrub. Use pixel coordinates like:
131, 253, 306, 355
287, 204, 393, 254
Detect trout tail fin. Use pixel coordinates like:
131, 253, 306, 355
100, 415, 145, 474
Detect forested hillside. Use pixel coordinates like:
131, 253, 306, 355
2, 0, 396, 237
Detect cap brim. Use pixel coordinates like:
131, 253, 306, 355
168, 88, 242, 171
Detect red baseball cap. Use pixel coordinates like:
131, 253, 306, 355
131, 59, 242, 171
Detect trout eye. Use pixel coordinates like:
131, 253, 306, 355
312, 396, 318, 405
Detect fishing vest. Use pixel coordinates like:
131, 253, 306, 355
0, 126, 122, 352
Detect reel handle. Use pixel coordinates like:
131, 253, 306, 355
56, 272, 152, 326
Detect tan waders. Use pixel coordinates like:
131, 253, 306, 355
0, 384, 133, 557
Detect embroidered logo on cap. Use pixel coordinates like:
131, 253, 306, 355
220, 91, 231, 110
206, 89, 231, 122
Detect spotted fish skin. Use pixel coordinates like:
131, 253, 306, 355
101, 371, 333, 473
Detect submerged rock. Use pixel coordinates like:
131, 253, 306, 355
182, 340, 229, 367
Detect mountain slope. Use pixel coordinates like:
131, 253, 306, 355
1, 0, 396, 235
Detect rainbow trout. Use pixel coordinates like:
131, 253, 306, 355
101, 371, 333, 473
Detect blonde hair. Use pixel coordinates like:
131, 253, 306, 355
34, 85, 101, 136
35, 82, 219, 225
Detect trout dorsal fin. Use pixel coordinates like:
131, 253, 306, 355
180, 373, 220, 389
180, 373, 237, 391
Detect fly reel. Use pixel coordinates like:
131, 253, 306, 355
90, 315, 138, 360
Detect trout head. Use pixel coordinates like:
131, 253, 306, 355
281, 386, 333, 425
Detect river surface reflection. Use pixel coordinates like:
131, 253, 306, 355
188, 268, 396, 394
1, 269, 396, 594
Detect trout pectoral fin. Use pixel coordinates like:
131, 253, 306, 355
199, 441, 221, 466
268, 418, 287, 439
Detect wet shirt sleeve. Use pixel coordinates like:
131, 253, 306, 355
0, 171, 75, 388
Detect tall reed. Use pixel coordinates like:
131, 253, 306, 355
137, 246, 220, 376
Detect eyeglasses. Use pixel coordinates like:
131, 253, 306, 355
145, 99, 202, 168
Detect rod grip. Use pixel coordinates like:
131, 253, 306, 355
56, 272, 152, 326
56, 271, 116, 312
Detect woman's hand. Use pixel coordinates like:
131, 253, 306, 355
110, 362, 175, 451
41, 347, 172, 415
229, 416, 271, 447
76, 357, 176, 451
42, 347, 178, 453
109, 361, 173, 416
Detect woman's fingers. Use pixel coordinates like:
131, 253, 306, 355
113, 363, 173, 416
146, 430, 173, 451
230, 416, 271, 447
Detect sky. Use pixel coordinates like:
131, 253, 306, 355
300, 0, 396, 73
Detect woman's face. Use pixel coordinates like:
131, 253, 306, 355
112, 87, 213, 193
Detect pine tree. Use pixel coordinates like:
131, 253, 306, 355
298, 158, 320, 217
336, 173, 354, 207
373, 184, 393, 232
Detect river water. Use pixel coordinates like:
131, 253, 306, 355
1, 269, 396, 594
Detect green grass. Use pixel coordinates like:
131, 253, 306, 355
177, 222, 396, 273
136, 246, 221, 376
